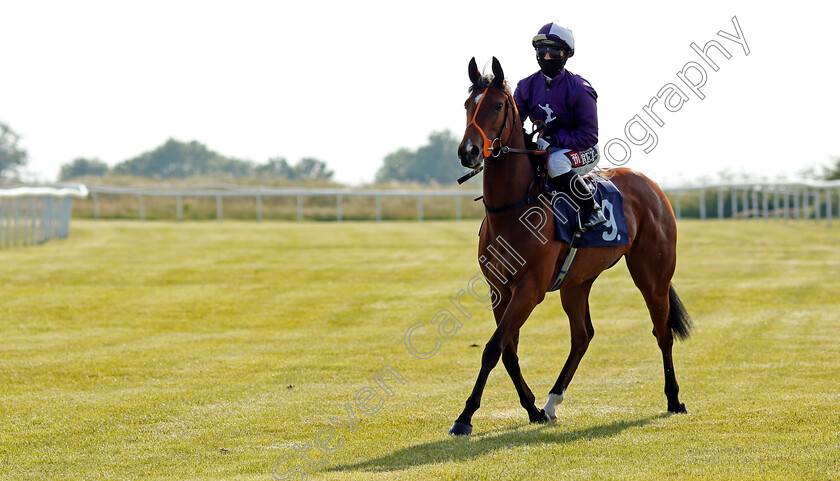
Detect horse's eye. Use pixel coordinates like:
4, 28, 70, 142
494, 102, 504, 112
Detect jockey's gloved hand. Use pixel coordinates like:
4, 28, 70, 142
536, 134, 555, 151
523, 128, 538, 150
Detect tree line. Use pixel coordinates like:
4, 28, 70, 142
58, 139, 336, 182
57, 131, 465, 184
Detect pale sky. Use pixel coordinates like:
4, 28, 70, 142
2, 1, 837, 187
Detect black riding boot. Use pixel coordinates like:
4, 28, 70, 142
550, 171, 607, 231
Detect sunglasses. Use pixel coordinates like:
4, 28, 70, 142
536, 47, 566, 59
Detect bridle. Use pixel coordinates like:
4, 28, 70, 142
467, 86, 519, 159
465, 85, 547, 165
463, 84, 548, 214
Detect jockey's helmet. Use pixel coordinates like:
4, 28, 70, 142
533, 22, 575, 77
532, 22, 575, 55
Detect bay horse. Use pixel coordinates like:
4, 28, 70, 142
449, 57, 692, 436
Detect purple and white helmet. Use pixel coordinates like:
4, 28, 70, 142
532, 22, 575, 57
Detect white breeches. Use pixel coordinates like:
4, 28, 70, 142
547, 145, 600, 177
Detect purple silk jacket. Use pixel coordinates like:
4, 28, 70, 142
513, 69, 598, 151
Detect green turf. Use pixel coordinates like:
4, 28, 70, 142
1, 219, 838, 480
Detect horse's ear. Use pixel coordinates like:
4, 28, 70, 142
491, 57, 505, 88
468, 57, 480, 84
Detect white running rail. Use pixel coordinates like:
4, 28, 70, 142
0, 184, 88, 248
83, 180, 840, 225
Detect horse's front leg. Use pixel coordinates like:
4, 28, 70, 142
488, 295, 546, 424
502, 331, 549, 423
449, 288, 545, 435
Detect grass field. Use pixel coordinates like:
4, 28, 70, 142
1, 219, 838, 480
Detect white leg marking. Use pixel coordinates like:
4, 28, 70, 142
543, 392, 565, 421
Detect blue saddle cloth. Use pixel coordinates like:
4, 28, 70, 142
549, 177, 630, 247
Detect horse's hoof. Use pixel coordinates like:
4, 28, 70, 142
529, 408, 551, 424
668, 403, 687, 414
449, 421, 473, 436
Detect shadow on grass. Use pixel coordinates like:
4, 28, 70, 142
326, 413, 670, 474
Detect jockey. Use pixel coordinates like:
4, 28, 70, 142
513, 22, 607, 231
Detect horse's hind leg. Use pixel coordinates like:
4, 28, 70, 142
625, 252, 687, 413
545, 279, 596, 420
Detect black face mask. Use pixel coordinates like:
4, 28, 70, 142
538, 56, 567, 78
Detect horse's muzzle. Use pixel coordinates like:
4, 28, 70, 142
458, 139, 482, 169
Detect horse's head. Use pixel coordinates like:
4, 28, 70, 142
458, 57, 518, 170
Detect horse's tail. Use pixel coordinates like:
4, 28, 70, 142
668, 284, 693, 341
